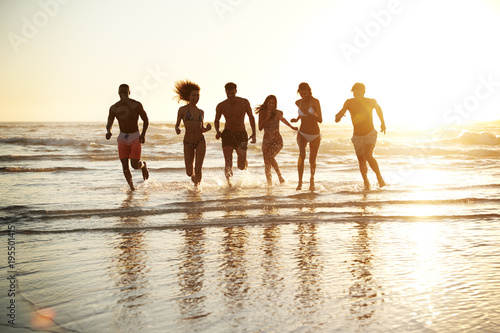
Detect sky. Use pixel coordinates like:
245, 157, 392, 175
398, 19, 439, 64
1, 0, 500, 128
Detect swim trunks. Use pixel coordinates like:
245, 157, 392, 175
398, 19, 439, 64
351, 129, 377, 157
221, 130, 248, 149
117, 131, 141, 159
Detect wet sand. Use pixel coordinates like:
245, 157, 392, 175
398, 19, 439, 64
2, 218, 499, 332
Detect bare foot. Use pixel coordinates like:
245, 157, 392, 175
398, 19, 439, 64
363, 181, 371, 191
296, 182, 302, 191
191, 175, 200, 186
309, 179, 315, 191
279, 176, 285, 184
378, 177, 386, 188
141, 162, 149, 180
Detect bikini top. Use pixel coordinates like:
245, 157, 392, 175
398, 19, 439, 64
298, 99, 315, 117
185, 106, 203, 121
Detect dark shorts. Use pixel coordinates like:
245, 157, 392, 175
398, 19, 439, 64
221, 130, 248, 150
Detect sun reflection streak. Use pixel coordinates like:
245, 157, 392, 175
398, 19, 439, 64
403, 223, 443, 328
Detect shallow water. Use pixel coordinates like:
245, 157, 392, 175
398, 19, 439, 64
2, 220, 500, 332
1, 122, 499, 332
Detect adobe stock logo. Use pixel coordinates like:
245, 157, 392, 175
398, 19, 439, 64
442, 74, 499, 126
213, 0, 243, 20
7, 0, 71, 53
131, 65, 169, 101
339, 0, 408, 64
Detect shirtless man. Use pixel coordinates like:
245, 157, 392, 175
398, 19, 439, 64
335, 83, 386, 190
106, 84, 149, 191
214, 82, 256, 185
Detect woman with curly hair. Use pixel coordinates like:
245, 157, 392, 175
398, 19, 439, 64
174, 80, 211, 185
256, 95, 297, 186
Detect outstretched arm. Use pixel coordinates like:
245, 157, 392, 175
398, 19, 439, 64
311, 99, 323, 123
335, 101, 349, 122
246, 100, 256, 143
201, 110, 211, 133
279, 111, 298, 130
214, 105, 222, 140
138, 104, 149, 143
106, 107, 115, 139
175, 107, 183, 135
374, 101, 386, 134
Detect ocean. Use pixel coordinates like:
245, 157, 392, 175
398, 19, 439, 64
1, 121, 499, 332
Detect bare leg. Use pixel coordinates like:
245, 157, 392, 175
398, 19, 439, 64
263, 141, 283, 186
263, 145, 273, 186
364, 143, 385, 187
192, 139, 206, 186
356, 154, 370, 190
131, 159, 149, 180
308, 137, 321, 191
120, 158, 135, 191
271, 158, 285, 184
222, 146, 234, 185
183, 143, 195, 178
271, 141, 284, 183
235, 146, 248, 171
264, 162, 272, 186
296, 134, 307, 190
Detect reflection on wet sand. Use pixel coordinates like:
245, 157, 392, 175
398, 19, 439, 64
294, 222, 325, 324
109, 193, 150, 331
177, 188, 210, 321
347, 221, 384, 327
177, 227, 208, 320
220, 226, 250, 312
261, 224, 284, 301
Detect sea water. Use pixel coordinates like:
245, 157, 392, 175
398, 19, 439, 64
0, 121, 499, 332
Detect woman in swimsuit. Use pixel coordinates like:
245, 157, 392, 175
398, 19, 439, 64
174, 80, 211, 185
291, 82, 323, 191
255, 95, 298, 186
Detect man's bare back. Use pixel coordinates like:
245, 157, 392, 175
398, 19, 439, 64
109, 99, 144, 134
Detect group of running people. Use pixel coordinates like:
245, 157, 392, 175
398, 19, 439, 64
106, 81, 386, 191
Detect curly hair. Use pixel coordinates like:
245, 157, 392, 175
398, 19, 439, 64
174, 80, 200, 103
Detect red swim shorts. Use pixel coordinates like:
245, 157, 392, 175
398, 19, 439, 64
117, 131, 141, 160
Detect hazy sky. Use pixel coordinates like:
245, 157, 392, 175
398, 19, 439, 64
1, 0, 499, 127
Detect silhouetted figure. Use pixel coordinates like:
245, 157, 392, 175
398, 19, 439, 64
214, 82, 257, 186
255, 95, 297, 186
106, 84, 149, 191
291, 83, 323, 191
174, 80, 211, 186
336, 83, 386, 190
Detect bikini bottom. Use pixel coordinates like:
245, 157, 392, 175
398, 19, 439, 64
299, 131, 321, 143
184, 137, 205, 149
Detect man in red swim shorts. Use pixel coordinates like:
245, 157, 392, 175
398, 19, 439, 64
106, 84, 149, 190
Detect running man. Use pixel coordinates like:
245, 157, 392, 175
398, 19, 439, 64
335, 82, 386, 190
106, 84, 149, 191
214, 82, 257, 185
